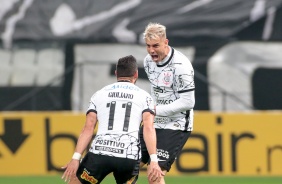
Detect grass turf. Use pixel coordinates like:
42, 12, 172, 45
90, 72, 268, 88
0, 175, 282, 184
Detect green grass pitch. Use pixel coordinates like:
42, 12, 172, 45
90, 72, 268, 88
0, 175, 282, 184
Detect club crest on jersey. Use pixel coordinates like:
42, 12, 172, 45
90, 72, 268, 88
163, 72, 171, 85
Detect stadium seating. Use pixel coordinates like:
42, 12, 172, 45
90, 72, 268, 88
10, 49, 37, 86
0, 49, 12, 86
36, 48, 64, 86
0, 48, 64, 87
207, 41, 282, 111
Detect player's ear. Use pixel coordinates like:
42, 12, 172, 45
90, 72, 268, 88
134, 70, 138, 78
165, 38, 169, 45
115, 70, 117, 76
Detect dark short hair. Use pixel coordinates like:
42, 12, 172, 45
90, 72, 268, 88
116, 55, 137, 77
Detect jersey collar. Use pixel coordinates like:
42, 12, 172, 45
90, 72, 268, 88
156, 47, 174, 67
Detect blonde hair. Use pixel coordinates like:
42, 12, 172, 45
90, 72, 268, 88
143, 22, 166, 40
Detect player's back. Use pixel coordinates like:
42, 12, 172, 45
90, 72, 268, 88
88, 81, 154, 159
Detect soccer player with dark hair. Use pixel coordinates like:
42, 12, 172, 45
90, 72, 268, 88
62, 55, 163, 184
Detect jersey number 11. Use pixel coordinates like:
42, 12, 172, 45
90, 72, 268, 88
106, 101, 132, 132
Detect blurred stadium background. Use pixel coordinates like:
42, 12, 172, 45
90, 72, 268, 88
0, 0, 282, 183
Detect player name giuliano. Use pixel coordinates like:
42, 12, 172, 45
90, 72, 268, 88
108, 92, 134, 99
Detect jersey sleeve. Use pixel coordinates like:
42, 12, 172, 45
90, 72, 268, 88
157, 59, 195, 117
142, 93, 155, 115
86, 91, 99, 115
156, 90, 195, 116
174, 60, 195, 92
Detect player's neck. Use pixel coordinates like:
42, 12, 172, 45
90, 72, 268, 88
117, 77, 132, 83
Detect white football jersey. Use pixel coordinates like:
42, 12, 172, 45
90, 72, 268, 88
87, 81, 155, 160
144, 47, 195, 131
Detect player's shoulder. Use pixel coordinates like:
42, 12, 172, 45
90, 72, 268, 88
172, 48, 193, 67
144, 54, 153, 63
173, 48, 190, 62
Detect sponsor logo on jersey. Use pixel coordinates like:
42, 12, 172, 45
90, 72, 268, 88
95, 140, 125, 148
108, 92, 134, 99
81, 170, 98, 184
157, 99, 173, 105
153, 87, 163, 93
157, 149, 170, 159
178, 75, 184, 88
154, 117, 170, 124
95, 146, 124, 154
110, 84, 139, 91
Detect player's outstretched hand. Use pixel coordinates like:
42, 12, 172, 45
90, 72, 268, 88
147, 161, 165, 183
61, 159, 80, 183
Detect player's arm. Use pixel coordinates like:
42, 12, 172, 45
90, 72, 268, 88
142, 110, 164, 182
142, 111, 157, 156
61, 111, 97, 182
156, 90, 195, 116
73, 92, 99, 155
74, 111, 97, 156
157, 63, 195, 116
